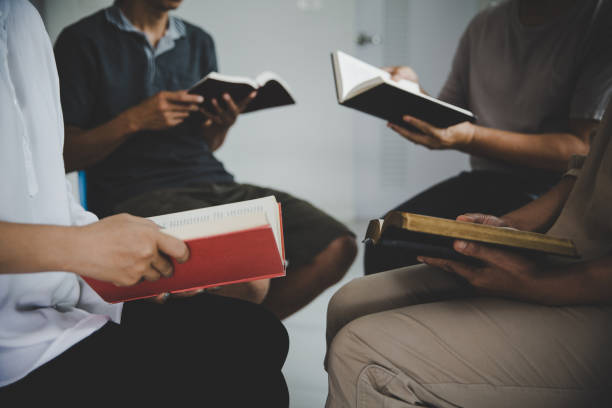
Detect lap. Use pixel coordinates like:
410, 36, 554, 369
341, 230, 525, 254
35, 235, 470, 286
326, 266, 612, 407
114, 182, 354, 268
3, 294, 289, 405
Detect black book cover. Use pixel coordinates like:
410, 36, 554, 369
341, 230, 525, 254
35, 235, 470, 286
189, 77, 294, 114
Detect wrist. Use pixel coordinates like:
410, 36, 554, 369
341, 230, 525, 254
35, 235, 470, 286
450, 122, 477, 150
461, 123, 477, 147
117, 109, 142, 134
56, 225, 91, 276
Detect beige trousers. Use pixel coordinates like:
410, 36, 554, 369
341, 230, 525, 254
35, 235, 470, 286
325, 265, 612, 408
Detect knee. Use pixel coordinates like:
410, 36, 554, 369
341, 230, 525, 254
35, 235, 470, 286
326, 278, 366, 345
324, 235, 358, 285
327, 316, 371, 376
247, 278, 270, 304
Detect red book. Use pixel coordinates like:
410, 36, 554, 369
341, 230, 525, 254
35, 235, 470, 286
84, 196, 286, 303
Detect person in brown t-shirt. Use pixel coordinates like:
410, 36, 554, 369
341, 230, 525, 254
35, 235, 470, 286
365, 0, 612, 274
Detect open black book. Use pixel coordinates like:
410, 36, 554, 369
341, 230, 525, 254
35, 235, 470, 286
331, 50, 475, 128
189, 71, 295, 114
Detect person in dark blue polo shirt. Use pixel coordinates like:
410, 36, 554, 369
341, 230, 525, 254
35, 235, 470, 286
54, 0, 357, 319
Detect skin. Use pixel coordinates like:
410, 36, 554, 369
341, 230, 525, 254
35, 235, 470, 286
382, 0, 598, 172
0, 214, 189, 286
417, 176, 612, 306
63, 0, 358, 314
62, 0, 261, 304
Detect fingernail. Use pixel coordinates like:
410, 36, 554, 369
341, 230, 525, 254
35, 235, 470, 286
223, 93, 230, 99
403, 115, 411, 121
196, 96, 204, 103
455, 240, 467, 251
417, 256, 424, 263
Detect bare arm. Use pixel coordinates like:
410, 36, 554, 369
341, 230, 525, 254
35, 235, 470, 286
421, 241, 612, 306
64, 91, 203, 172
391, 117, 597, 172
465, 119, 596, 171
501, 175, 576, 232
382, 66, 599, 171
0, 216, 189, 286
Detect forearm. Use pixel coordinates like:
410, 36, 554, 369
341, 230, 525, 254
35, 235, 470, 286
0, 222, 84, 275
502, 176, 575, 232
527, 255, 612, 306
464, 125, 589, 171
63, 112, 138, 172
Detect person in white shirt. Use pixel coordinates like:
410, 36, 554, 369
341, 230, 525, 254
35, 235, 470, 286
0, 1, 288, 405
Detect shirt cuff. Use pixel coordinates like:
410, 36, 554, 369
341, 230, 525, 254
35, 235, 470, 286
563, 154, 587, 178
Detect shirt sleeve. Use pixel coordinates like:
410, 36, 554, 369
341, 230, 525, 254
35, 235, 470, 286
570, 2, 612, 121
437, 23, 471, 110
53, 28, 99, 129
201, 31, 218, 76
65, 178, 98, 226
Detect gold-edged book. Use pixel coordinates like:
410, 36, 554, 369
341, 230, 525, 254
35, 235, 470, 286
365, 212, 579, 259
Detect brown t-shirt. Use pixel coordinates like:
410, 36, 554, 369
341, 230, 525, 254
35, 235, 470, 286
547, 105, 612, 261
438, 0, 612, 191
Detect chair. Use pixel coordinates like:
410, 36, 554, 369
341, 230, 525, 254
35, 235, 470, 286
78, 171, 87, 210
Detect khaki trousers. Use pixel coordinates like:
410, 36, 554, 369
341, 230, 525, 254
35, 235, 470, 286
325, 265, 612, 407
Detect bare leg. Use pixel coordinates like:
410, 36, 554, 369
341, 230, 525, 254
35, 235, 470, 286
262, 235, 358, 320
206, 278, 271, 304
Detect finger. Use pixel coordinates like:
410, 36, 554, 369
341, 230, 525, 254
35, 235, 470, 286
453, 240, 518, 268
222, 93, 241, 116
151, 293, 170, 304
210, 98, 233, 123
237, 91, 257, 112
199, 108, 225, 125
417, 255, 480, 282
202, 118, 213, 127
210, 98, 225, 115
168, 112, 191, 120
157, 232, 190, 263
166, 90, 204, 105
165, 101, 201, 112
151, 253, 174, 278
388, 123, 436, 147
457, 213, 506, 227
402, 115, 438, 136
142, 266, 162, 282
172, 288, 205, 298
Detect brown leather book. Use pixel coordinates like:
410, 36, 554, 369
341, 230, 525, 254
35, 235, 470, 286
365, 212, 579, 260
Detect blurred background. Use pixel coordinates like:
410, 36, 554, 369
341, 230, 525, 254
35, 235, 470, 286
32, 1, 494, 406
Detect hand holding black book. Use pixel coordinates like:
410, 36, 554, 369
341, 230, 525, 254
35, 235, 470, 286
331, 50, 475, 128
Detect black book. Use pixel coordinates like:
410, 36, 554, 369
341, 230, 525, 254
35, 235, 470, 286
188, 71, 295, 114
331, 50, 475, 128
364, 212, 579, 263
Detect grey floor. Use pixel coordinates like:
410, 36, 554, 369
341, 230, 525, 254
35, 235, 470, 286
282, 219, 369, 408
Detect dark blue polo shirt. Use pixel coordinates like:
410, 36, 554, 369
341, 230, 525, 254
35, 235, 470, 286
54, 6, 234, 217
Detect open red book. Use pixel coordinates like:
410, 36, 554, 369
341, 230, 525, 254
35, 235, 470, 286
84, 196, 286, 303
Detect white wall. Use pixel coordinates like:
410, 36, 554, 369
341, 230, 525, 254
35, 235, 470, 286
176, 0, 357, 221
40, 0, 482, 222
352, 0, 481, 219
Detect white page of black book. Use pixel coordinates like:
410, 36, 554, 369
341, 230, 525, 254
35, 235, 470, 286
331, 51, 475, 128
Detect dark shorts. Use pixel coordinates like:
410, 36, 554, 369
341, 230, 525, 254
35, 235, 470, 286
114, 182, 355, 269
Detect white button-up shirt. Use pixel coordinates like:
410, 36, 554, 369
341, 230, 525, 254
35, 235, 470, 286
0, 0, 121, 387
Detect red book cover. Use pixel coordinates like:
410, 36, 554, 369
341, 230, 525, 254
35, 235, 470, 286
84, 203, 286, 303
